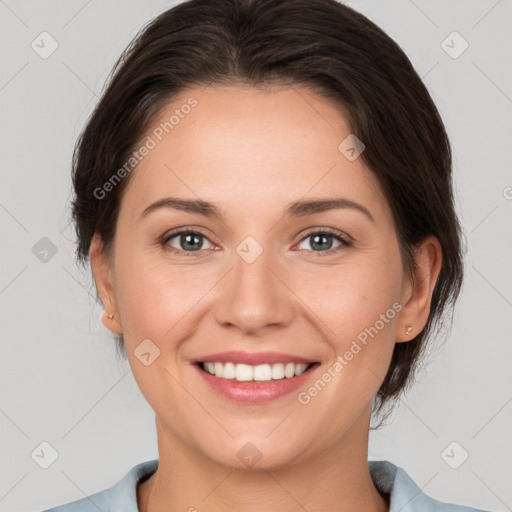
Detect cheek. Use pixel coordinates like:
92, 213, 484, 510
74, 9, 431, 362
294, 249, 404, 400
292, 257, 403, 430
113, 245, 219, 351
111, 254, 204, 406
115, 262, 186, 340
298, 253, 403, 339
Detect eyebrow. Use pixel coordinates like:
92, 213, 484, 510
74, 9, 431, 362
140, 196, 375, 223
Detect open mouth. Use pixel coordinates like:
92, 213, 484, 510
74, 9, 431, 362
197, 361, 318, 382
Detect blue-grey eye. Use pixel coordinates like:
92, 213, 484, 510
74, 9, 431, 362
165, 231, 214, 252
297, 232, 346, 252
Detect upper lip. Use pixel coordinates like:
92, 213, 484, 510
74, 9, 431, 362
193, 351, 315, 365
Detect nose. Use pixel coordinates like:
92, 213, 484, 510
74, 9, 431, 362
213, 244, 295, 335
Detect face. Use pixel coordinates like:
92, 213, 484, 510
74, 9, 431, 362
93, 85, 431, 470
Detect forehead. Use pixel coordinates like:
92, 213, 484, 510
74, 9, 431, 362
120, 85, 389, 221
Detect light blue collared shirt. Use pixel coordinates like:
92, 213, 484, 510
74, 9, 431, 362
42, 459, 489, 511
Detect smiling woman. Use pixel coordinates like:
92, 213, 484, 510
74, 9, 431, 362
41, 0, 487, 511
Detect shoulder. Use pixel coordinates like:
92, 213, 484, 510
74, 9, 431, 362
41, 459, 159, 512
369, 460, 491, 512
41, 489, 109, 512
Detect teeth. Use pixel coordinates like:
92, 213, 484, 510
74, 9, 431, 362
235, 363, 253, 382
253, 364, 272, 381
284, 362, 295, 378
223, 362, 235, 379
201, 361, 311, 381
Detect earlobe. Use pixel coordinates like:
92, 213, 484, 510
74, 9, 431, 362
90, 234, 123, 335
396, 235, 442, 343
100, 308, 123, 335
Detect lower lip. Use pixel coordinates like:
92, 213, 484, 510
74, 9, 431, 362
194, 364, 318, 403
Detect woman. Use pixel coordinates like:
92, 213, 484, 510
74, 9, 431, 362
43, 0, 488, 510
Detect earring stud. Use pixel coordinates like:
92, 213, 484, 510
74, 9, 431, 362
405, 325, 413, 335
103, 309, 114, 320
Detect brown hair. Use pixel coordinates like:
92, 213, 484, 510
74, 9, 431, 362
71, 0, 464, 424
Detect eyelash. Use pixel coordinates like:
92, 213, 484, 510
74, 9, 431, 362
160, 227, 352, 257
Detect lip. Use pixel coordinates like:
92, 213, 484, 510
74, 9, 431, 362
193, 359, 320, 403
193, 350, 315, 365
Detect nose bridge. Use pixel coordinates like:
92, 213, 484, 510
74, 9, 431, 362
214, 234, 294, 333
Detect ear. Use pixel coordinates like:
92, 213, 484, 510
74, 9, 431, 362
396, 235, 442, 343
90, 233, 123, 335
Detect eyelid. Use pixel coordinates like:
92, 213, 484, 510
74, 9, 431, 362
297, 226, 352, 244
161, 225, 217, 242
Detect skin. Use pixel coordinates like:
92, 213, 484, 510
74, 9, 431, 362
90, 85, 442, 512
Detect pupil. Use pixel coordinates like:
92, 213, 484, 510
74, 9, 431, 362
182, 233, 202, 251
311, 234, 332, 251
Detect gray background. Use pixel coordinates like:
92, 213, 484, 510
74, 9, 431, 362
1, 1, 511, 511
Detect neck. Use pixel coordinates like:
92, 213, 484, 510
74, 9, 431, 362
138, 409, 389, 512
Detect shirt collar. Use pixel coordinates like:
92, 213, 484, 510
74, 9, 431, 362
108, 458, 158, 512
107, 458, 470, 512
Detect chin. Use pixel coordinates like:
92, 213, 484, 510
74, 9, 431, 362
197, 433, 310, 473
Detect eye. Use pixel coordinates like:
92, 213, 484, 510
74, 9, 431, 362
160, 227, 352, 257
162, 229, 216, 255
296, 229, 352, 256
